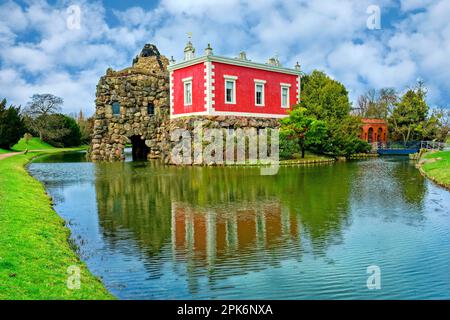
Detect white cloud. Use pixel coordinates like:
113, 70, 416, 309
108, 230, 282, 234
400, 0, 434, 12
0, 0, 449, 116
1, 45, 53, 72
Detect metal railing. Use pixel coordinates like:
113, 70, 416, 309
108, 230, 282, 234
419, 141, 447, 151
374, 141, 448, 155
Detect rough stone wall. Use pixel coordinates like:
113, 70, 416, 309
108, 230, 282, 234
159, 115, 280, 165
88, 45, 170, 161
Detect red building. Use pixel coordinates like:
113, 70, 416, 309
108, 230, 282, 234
168, 41, 302, 119
361, 118, 388, 144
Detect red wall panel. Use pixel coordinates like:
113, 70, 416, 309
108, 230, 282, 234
172, 63, 205, 115
212, 62, 297, 115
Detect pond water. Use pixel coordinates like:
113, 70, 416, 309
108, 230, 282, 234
28, 152, 450, 299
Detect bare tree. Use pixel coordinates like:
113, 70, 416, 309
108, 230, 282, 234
23, 94, 63, 140
357, 88, 397, 119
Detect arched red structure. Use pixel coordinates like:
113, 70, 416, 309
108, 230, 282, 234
361, 118, 388, 144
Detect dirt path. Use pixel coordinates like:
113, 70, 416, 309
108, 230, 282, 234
0, 151, 24, 161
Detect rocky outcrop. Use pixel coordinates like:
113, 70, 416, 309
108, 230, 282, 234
159, 116, 280, 165
88, 44, 170, 161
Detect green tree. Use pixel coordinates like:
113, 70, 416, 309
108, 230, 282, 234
326, 116, 371, 156
358, 84, 447, 143
0, 99, 25, 149
419, 107, 449, 142
300, 70, 369, 156
77, 111, 93, 145
301, 70, 351, 120
280, 107, 327, 158
38, 114, 81, 147
23, 94, 63, 140
389, 83, 429, 144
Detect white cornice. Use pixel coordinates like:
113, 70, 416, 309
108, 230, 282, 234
168, 55, 302, 76
167, 56, 206, 71
224, 75, 238, 80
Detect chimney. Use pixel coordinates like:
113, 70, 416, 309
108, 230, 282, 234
267, 56, 281, 66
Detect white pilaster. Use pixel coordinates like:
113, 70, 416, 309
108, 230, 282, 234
204, 61, 212, 113
211, 63, 215, 111
170, 71, 174, 115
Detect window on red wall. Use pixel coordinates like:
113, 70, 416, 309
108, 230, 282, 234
281, 84, 290, 108
183, 80, 192, 106
255, 83, 264, 106
225, 80, 236, 104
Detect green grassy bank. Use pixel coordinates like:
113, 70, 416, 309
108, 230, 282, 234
1, 137, 54, 154
0, 150, 113, 299
419, 150, 450, 190
11, 137, 54, 151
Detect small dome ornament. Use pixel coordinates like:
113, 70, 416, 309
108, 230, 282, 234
295, 61, 301, 70
205, 43, 213, 56
184, 32, 196, 61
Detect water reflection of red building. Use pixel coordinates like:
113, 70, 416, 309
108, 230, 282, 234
171, 201, 300, 264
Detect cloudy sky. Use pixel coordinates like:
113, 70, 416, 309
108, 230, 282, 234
0, 0, 449, 116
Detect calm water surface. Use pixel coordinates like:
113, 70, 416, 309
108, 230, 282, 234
28, 152, 450, 299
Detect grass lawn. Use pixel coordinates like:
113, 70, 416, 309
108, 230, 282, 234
0, 150, 113, 299
280, 151, 334, 163
420, 150, 450, 189
0, 149, 10, 154
11, 137, 55, 152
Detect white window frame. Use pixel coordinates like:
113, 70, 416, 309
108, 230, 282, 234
183, 77, 193, 106
254, 79, 266, 107
224, 75, 237, 104
280, 83, 291, 108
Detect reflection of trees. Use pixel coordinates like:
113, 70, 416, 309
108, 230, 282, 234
95, 162, 173, 256
273, 164, 354, 251
349, 158, 426, 223
391, 160, 426, 207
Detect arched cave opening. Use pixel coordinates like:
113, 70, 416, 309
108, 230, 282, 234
130, 135, 149, 161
